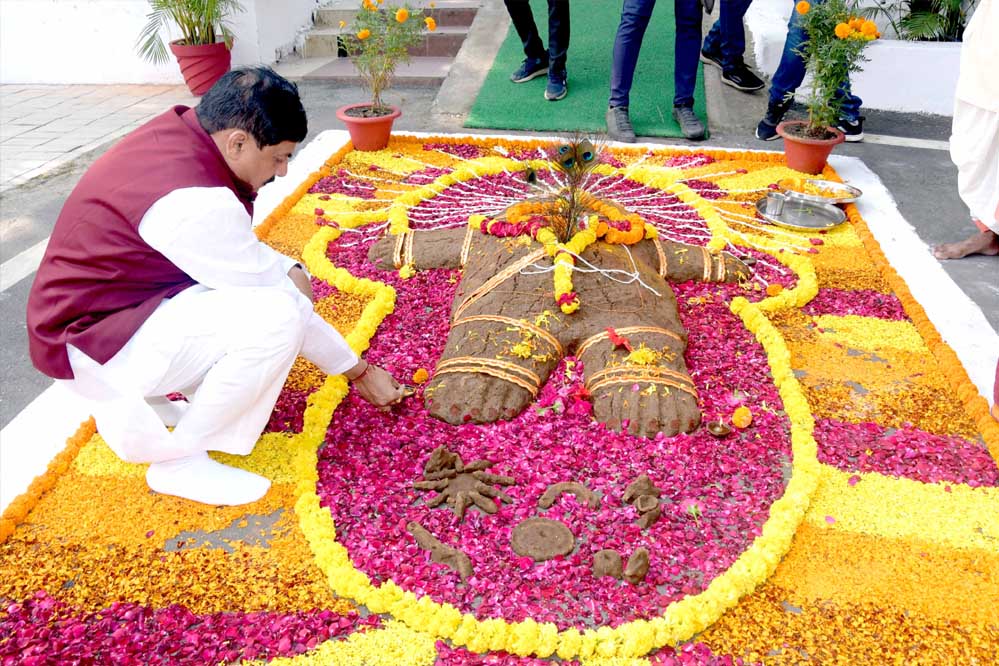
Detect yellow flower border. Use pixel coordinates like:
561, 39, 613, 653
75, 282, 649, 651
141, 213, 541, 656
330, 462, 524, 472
275, 140, 825, 658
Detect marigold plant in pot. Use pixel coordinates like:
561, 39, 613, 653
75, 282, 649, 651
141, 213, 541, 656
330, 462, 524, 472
337, 0, 437, 151
136, 0, 244, 96
778, 0, 880, 173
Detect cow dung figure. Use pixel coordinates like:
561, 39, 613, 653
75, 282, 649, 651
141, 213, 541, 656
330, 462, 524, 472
368, 204, 749, 439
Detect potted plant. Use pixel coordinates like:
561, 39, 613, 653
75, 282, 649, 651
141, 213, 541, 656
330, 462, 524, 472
337, 0, 437, 151
777, 0, 881, 173
136, 0, 244, 96
862, 0, 976, 42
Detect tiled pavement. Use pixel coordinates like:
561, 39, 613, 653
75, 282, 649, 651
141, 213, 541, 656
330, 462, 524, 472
0, 84, 197, 193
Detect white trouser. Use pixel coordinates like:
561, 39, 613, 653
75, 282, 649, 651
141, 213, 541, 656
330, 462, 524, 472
63, 283, 358, 464
951, 98, 999, 231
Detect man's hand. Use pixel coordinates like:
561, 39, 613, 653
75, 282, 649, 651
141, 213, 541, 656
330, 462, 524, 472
288, 264, 314, 302
346, 360, 406, 409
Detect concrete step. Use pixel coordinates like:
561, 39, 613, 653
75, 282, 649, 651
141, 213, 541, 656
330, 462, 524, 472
300, 56, 451, 87
315, 0, 480, 28
304, 24, 468, 59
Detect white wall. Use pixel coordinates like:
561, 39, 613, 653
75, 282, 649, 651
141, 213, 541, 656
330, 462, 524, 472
0, 0, 319, 85
746, 0, 961, 115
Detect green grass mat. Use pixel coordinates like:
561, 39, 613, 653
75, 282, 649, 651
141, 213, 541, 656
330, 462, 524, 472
465, 0, 707, 138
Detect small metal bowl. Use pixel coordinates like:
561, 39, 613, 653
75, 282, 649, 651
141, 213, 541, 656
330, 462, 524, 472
706, 421, 732, 438
778, 178, 862, 205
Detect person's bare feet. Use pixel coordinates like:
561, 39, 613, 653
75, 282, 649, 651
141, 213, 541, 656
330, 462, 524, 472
932, 230, 999, 259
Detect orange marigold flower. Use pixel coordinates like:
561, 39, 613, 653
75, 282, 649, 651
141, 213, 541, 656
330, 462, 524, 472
765, 283, 784, 297
834, 23, 852, 39
732, 406, 753, 429
861, 20, 878, 36
796, 1, 810, 14
849, 17, 863, 30
412, 368, 430, 384
362, 0, 374, 9
395, 8, 409, 22
425, 16, 437, 31
357, 28, 371, 40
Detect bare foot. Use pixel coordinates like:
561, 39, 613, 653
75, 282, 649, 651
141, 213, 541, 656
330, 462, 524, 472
932, 230, 999, 260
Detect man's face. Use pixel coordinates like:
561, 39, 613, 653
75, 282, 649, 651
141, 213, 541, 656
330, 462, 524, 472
223, 131, 297, 192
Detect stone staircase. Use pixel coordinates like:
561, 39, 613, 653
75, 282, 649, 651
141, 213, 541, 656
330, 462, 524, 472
295, 0, 481, 86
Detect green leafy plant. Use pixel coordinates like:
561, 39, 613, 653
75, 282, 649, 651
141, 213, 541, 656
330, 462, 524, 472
136, 0, 245, 64
794, 0, 880, 138
341, 1, 434, 114
861, 0, 976, 42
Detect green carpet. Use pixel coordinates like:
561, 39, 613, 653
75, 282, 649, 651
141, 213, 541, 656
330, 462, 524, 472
465, 0, 707, 138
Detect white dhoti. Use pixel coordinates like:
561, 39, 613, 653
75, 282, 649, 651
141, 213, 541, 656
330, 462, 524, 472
64, 282, 357, 464
950, 98, 999, 231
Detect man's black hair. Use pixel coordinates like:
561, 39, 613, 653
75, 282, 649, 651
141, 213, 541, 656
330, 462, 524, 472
196, 67, 307, 147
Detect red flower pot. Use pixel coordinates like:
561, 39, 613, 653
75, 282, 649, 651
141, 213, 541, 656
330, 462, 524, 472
336, 104, 402, 152
776, 120, 845, 175
169, 41, 232, 97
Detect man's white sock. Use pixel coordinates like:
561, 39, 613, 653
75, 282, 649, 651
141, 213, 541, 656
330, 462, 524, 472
146, 452, 270, 506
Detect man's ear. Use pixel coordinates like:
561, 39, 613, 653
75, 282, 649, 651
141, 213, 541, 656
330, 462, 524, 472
223, 129, 250, 160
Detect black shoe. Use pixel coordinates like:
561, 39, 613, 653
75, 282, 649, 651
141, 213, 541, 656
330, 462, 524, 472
545, 75, 567, 101
510, 58, 548, 83
837, 116, 865, 142
721, 64, 765, 92
672, 105, 706, 141
699, 47, 723, 70
606, 106, 636, 142
755, 97, 793, 141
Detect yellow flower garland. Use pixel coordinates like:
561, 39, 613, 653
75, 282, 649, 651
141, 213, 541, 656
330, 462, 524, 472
281, 143, 824, 659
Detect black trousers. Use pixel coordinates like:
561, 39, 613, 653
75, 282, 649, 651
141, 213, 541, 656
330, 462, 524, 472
503, 0, 570, 75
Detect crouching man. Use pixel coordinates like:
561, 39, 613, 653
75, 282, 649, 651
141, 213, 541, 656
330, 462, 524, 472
27, 67, 404, 506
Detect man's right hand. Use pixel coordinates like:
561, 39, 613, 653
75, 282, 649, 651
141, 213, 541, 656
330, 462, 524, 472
347, 361, 406, 409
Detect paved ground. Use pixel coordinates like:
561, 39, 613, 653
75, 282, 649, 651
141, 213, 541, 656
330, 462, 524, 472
1, 4, 996, 430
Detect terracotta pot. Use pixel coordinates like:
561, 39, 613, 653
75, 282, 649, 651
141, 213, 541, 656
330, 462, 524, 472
336, 103, 402, 151
169, 41, 232, 96
776, 120, 845, 175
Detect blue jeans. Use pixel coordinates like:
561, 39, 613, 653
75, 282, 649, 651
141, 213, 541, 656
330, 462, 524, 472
608, 0, 702, 109
504, 0, 571, 76
769, 0, 861, 121
701, 0, 754, 72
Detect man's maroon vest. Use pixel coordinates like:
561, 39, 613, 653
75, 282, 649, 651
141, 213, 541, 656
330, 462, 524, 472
27, 106, 255, 379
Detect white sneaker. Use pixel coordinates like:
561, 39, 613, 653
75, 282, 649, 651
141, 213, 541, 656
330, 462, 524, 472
146, 452, 270, 506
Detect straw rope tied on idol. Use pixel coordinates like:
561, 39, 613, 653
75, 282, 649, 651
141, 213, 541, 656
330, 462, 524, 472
372, 136, 751, 442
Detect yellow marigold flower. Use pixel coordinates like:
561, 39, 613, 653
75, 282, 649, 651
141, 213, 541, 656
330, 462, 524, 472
395, 8, 409, 22
796, 1, 810, 14
399, 263, 415, 279
625, 344, 659, 366
861, 20, 878, 36
835, 23, 852, 39
338, 20, 346, 29
412, 368, 429, 384
356, 28, 371, 40
425, 16, 437, 31
732, 406, 753, 429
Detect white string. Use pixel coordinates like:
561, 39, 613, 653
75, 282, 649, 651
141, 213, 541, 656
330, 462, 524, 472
518, 244, 662, 297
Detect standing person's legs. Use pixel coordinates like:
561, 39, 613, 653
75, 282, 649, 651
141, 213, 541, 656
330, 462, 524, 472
607, 0, 655, 140
609, 0, 656, 110
934, 99, 999, 259
546, 0, 570, 77
755, 5, 807, 139
543, 0, 571, 99
505, 0, 550, 82
673, 0, 703, 108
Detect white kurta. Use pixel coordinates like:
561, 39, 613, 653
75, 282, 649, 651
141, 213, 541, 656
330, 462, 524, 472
951, 0, 999, 230
64, 186, 359, 464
